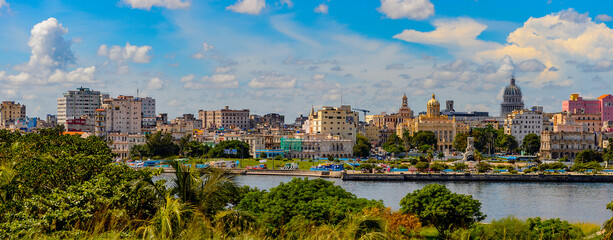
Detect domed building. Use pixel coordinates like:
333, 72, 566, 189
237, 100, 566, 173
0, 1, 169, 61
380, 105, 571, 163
500, 76, 524, 117
427, 93, 440, 117
396, 93, 469, 152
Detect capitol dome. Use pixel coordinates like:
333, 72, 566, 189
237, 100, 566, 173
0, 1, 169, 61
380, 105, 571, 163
504, 77, 522, 97
427, 93, 440, 107
500, 76, 524, 117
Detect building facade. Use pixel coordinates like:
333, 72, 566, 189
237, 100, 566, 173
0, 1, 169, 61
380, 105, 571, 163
397, 94, 469, 152
500, 76, 525, 117
0, 101, 26, 128
198, 106, 250, 130
540, 131, 598, 160
306, 105, 359, 143
57, 87, 108, 126
94, 96, 142, 136
562, 93, 613, 123
504, 109, 543, 146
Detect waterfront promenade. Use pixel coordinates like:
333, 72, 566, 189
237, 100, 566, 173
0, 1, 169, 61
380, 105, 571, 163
158, 166, 613, 183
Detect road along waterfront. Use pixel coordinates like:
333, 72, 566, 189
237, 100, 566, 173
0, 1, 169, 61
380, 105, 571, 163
233, 174, 613, 224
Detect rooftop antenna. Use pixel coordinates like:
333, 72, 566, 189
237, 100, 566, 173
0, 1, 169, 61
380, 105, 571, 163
137, 80, 140, 98
340, 89, 343, 106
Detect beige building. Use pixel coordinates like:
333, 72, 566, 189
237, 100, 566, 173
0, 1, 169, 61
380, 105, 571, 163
541, 112, 601, 160
306, 105, 359, 143
0, 101, 26, 128
397, 94, 469, 152
198, 106, 250, 130
94, 96, 142, 137
107, 133, 146, 159
540, 131, 598, 160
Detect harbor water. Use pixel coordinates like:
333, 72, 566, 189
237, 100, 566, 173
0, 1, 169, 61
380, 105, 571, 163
233, 175, 613, 224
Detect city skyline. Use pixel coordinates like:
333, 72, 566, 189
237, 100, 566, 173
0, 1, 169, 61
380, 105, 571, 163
1, 1, 613, 119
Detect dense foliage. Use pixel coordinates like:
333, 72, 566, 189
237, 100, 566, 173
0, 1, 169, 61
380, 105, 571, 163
522, 133, 541, 155
0, 129, 161, 238
208, 140, 250, 158
455, 216, 587, 240
238, 177, 383, 235
353, 133, 372, 158
575, 149, 604, 163
400, 183, 486, 238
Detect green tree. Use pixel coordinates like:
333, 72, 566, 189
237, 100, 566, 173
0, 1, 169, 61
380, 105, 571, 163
208, 140, 250, 158
402, 130, 413, 153
168, 160, 239, 218
429, 162, 448, 172
238, 178, 383, 236
452, 162, 468, 172
496, 134, 518, 154
130, 144, 150, 160
178, 134, 192, 156
145, 131, 180, 158
522, 133, 541, 155
353, 134, 372, 158
476, 161, 492, 173
575, 150, 604, 163
415, 162, 429, 172
400, 184, 485, 239
413, 131, 437, 149
185, 141, 211, 157
453, 132, 469, 152
383, 133, 404, 156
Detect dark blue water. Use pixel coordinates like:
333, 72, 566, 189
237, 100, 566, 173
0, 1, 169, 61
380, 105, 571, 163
233, 175, 613, 224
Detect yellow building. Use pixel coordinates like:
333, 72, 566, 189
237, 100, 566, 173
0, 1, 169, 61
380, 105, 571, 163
307, 105, 359, 143
0, 101, 26, 128
397, 94, 468, 152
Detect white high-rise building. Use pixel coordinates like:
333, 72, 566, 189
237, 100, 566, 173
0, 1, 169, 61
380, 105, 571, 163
57, 87, 108, 126
504, 109, 543, 146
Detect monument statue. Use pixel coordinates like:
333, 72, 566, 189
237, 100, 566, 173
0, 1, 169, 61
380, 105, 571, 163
463, 137, 476, 161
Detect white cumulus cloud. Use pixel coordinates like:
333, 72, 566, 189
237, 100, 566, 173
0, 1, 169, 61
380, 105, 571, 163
226, 0, 266, 15
147, 77, 164, 90
378, 0, 434, 20
314, 3, 328, 14
121, 0, 190, 10
98, 43, 152, 63
1, 18, 98, 86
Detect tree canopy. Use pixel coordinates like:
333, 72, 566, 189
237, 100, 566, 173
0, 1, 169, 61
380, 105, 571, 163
400, 183, 485, 239
238, 178, 383, 235
522, 133, 541, 155
353, 133, 372, 158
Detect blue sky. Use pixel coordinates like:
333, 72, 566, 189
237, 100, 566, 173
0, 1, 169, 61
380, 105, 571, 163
1, 0, 613, 120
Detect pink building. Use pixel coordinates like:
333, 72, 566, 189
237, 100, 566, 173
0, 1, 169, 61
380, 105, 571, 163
562, 93, 613, 123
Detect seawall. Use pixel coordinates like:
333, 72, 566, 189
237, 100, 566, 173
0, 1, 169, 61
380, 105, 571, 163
341, 173, 613, 183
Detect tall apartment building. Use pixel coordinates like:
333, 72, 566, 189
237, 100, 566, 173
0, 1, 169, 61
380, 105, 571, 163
57, 87, 108, 126
198, 106, 250, 130
504, 109, 543, 146
94, 96, 142, 137
138, 97, 156, 134
306, 105, 358, 143
0, 101, 26, 127
562, 93, 613, 123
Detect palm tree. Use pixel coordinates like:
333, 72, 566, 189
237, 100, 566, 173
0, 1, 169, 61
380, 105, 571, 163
139, 193, 192, 239
168, 160, 238, 218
